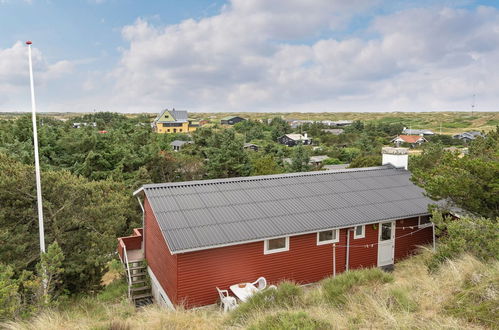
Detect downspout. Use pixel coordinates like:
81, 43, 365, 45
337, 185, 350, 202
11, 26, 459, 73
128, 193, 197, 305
346, 228, 353, 271
136, 196, 145, 251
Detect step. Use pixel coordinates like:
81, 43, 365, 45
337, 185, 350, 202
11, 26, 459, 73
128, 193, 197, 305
130, 272, 147, 277
131, 279, 147, 285
132, 293, 153, 300
130, 286, 150, 292
128, 265, 146, 271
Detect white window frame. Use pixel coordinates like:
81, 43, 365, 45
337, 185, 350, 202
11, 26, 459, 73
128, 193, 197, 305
353, 225, 365, 239
317, 229, 340, 245
264, 236, 289, 254
418, 216, 432, 228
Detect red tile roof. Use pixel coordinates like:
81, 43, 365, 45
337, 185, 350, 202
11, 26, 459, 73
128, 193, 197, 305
396, 135, 425, 143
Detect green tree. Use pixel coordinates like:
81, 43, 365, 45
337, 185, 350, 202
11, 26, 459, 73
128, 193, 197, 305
289, 144, 310, 172
348, 155, 381, 168
204, 129, 251, 178
0, 153, 136, 293
411, 129, 499, 218
250, 155, 284, 176
37, 242, 65, 304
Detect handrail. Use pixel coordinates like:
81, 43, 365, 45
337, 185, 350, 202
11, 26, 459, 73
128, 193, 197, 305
121, 240, 132, 299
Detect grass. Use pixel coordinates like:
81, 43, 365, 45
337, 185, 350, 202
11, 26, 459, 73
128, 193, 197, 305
2, 250, 497, 329
321, 268, 394, 306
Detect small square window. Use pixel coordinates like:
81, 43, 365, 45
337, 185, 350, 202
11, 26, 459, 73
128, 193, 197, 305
354, 225, 365, 239
418, 216, 432, 228
317, 229, 339, 245
264, 237, 289, 254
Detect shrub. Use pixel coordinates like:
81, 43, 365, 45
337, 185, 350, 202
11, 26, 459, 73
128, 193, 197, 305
248, 311, 331, 330
322, 268, 393, 306
428, 212, 499, 271
0, 264, 20, 320
229, 282, 303, 324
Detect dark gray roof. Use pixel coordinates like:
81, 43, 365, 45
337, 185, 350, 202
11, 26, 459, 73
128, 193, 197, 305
170, 140, 192, 147
141, 165, 435, 253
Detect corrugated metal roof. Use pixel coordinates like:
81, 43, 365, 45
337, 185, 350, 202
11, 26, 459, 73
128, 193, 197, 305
142, 165, 436, 253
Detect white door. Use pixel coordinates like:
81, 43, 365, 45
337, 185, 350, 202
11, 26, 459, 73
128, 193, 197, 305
377, 221, 395, 267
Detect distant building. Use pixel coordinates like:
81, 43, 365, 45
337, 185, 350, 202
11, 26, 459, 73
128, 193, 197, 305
220, 116, 246, 125
452, 131, 484, 143
278, 133, 312, 147
391, 135, 427, 147
322, 128, 344, 135
153, 108, 198, 134
73, 122, 97, 128
309, 155, 330, 167
402, 127, 435, 135
170, 140, 193, 152
243, 143, 259, 152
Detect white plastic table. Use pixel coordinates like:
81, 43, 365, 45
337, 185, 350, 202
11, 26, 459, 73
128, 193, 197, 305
229, 282, 258, 302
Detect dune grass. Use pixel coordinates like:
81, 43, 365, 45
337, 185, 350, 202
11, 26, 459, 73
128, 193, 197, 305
2, 250, 497, 330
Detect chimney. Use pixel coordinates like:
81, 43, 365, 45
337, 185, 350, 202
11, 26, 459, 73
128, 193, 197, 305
382, 147, 409, 170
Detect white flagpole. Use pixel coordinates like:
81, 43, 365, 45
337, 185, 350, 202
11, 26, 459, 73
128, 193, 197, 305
26, 40, 46, 254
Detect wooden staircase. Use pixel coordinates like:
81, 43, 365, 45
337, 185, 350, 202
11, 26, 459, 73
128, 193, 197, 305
126, 259, 154, 307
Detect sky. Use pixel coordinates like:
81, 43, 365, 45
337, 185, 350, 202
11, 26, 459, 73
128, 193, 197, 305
1, 0, 499, 113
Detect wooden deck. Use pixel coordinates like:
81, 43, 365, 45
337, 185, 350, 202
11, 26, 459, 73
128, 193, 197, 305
127, 249, 144, 262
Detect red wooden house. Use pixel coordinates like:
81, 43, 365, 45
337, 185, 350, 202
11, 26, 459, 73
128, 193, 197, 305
118, 148, 436, 308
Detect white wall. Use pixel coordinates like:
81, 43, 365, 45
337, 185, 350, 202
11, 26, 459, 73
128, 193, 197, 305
382, 153, 408, 170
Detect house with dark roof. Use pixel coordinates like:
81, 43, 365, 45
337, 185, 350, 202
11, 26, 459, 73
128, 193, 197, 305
170, 140, 192, 152
220, 116, 246, 125
452, 131, 484, 143
391, 135, 427, 147
117, 147, 437, 308
278, 133, 312, 146
243, 143, 259, 152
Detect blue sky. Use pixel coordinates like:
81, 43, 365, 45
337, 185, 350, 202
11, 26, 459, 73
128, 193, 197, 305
1, 0, 499, 112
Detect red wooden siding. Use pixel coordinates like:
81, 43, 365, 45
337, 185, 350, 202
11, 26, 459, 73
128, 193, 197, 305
394, 217, 433, 261
144, 197, 178, 304
348, 224, 379, 270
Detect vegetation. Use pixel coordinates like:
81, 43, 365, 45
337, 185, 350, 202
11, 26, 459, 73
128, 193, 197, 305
0, 111, 497, 326
2, 250, 497, 329
410, 127, 499, 218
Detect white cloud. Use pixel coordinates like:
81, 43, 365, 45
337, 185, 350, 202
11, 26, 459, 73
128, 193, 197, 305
0, 41, 73, 109
106, 1, 499, 112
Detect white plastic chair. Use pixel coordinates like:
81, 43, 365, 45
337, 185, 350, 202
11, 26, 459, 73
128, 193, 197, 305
216, 287, 237, 312
252, 277, 267, 291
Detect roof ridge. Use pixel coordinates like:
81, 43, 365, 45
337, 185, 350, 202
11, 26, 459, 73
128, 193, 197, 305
141, 165, 402, 191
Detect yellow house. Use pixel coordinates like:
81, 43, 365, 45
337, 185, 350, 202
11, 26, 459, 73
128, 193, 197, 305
153, 108, 199, 134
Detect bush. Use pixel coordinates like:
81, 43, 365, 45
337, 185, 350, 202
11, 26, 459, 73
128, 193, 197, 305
428, 213, 499, 271
0, 264, 20, 320
444, 261, 499, 327
322, 268, 393, 306
229, 282, 303, 324
248, 311, 331, 330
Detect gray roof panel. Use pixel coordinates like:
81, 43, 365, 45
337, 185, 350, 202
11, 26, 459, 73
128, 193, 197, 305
143, 166, 435, 253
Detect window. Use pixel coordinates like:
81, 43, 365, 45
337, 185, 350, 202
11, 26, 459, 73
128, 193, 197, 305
264, 237, 289, 254
354, 225, 365, 239
418, 216, 432, 228
317, 229, 339, 245
179, 129, 183, 132
380, 222, 392, 241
